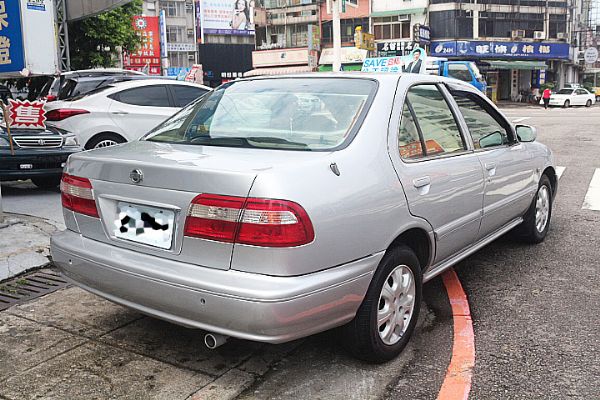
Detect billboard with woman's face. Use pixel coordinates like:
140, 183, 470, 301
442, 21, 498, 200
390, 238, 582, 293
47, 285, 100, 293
197, 0, 255, 36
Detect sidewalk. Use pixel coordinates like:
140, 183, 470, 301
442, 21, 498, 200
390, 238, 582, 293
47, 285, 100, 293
0, 213, 59, 281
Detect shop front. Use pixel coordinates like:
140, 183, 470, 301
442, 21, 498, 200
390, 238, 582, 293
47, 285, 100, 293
246, 48, 316, 77
431, 40, 571, 101
318, 47, 368, 71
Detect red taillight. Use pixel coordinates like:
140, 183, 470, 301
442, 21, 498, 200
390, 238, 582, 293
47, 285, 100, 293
46, 108, 89, 121
184, 194, 314, 247
46, 95, 57, 102
60, 174, 99, 218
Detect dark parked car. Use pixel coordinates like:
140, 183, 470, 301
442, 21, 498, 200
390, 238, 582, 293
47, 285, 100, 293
0, 125, 81, 188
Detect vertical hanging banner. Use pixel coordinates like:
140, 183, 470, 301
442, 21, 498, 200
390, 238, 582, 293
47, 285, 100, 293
124, 16, 162, 75
0, 0, 26, 75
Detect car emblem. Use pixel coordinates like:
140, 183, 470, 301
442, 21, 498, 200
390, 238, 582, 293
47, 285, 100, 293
38, 139, 45, 146
130, 169, 143, 184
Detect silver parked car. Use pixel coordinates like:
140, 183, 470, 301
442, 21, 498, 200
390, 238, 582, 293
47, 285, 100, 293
51, 73, 557, 362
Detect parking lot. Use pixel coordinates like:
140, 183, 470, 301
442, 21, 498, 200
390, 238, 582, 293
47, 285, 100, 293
1, 104, 599, 399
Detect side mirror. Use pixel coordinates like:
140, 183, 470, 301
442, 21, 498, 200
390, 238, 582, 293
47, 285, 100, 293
516, 125, 537, 142
479, 131, 504, 148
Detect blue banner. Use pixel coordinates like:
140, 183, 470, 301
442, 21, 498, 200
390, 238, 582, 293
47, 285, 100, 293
431, 40, 570, 60
0, 0, 26, 74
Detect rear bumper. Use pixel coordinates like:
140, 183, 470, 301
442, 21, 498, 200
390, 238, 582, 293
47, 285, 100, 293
50, 230, 380, 343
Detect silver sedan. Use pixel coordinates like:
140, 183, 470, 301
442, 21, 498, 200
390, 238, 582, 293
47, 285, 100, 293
51, 73, 557, 362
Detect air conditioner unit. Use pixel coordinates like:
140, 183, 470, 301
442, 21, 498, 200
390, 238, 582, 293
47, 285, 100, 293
556, 32, 567, 40
533, 31, 545, 39
188, 54, 195, 60
511, 29, 525, 39
187, 28, 194, 36
397, 14, 410, 22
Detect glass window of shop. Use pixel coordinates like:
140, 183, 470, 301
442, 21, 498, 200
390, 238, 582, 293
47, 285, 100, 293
286, 24, 308, 47
373, 17, 411, 40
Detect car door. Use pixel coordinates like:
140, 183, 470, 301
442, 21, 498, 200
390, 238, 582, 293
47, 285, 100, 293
108, 85, 178, 139
447, 84, 537, 239
576, 89, 590, 105
390, 83, 485, 264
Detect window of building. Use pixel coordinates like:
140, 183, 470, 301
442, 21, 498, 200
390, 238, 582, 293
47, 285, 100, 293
167, 26, 184, 43
398, 85, 466, 159
321, 18, 369, 45
373, 17, 411, 40
169, 52, 192, 68
287, 24, 308, 47
162, 1, 183, 17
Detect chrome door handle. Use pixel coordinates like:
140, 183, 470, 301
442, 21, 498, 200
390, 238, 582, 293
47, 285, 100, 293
413, 176, 431, 188
485, 162, 496, 171
111, 111, 129, 115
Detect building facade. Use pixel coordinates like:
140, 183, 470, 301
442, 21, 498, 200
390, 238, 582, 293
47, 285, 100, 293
142, 0, 199, 76
428, 0, 581, 99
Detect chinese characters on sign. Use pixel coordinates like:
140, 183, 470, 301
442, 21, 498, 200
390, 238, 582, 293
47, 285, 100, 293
124, 16, 162, 75
201, 0, 255, 36
431, 40, 570, 59
7, 100, 47, 129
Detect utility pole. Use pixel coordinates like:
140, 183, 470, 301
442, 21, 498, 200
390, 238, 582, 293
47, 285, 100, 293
331, 0, 342, 72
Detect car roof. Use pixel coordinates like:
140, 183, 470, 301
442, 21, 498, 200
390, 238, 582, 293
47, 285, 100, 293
106, 78, 212, 91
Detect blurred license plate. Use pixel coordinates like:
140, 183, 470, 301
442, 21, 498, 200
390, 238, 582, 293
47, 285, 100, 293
113, 202, 175, 249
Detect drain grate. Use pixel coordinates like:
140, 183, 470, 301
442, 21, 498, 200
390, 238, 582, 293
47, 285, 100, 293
0, 268, 69, 311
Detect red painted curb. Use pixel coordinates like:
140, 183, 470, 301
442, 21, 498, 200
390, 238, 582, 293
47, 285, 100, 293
437, 268, 475, 400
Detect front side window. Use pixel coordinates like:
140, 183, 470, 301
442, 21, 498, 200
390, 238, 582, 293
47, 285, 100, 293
447, 64, 473, 82
398, 85, 466, 159
144, 78, 376, 151
450, 90, 511, 149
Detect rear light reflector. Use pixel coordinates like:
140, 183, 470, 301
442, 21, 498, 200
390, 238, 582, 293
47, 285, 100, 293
60, 174, 99, 218
184, 194, 314, 247
46, 108, 90, 121
45, 95, 57, 102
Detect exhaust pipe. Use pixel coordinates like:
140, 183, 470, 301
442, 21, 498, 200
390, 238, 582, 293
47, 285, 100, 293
204, 332, 229, 349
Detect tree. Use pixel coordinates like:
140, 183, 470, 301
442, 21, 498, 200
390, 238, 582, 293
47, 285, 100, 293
68, 0, 143, 70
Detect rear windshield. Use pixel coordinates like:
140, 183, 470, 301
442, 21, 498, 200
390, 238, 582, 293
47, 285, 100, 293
59, 78, 113, 100
144, 78, 376, 151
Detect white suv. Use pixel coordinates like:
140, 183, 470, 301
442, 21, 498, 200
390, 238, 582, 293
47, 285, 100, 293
44, 79, 211, 149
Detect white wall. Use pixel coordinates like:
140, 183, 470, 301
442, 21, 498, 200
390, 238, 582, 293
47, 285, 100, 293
372, 0, 428, 13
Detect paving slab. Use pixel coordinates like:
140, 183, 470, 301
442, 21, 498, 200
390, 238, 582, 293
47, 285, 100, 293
8, 286, 142, 338
237, 306, 433, 400
0, 341, 213, 400
188, 368, 256, 400
0, 214, 57, 281
0, 313, 87, 377
99, 316, 264, 376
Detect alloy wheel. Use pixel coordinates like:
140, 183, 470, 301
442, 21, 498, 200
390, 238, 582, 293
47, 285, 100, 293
377, 265, 416, 345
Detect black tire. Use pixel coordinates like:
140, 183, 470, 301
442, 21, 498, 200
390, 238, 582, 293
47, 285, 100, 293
31, 176, 61, 189
586, 99, 592, 108
563, 100, 570, 108
342, 245, 422, 363
85, 133, 126, 150
514, 174, 553, 244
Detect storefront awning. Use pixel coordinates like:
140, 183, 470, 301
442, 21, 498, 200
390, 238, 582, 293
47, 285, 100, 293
483, 60, 548, 70
370, 8, 426, 17
244, 66, 313, 77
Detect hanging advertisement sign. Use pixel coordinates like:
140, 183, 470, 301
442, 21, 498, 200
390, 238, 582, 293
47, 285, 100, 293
125, 16, 162, 75
0, 0, 59, 77
308, 25, 321, 52
362, 47, 427, 73
431, 40, 570, 59
159, 10, 168, 59
6, 100, 47, 129
201, 0, 255, 36
377, 41, 417, 57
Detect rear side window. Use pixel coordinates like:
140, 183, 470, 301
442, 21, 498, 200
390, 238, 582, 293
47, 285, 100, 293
450, 90, 511, 149
112, 85, 171, 107
398, 85, 466, 159
171, 85, 209, 107
447, 64, 472, 82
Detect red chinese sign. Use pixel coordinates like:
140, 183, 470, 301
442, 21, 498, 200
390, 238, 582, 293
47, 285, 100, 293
7, 100, 46, 129
124, 16, 162, 75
